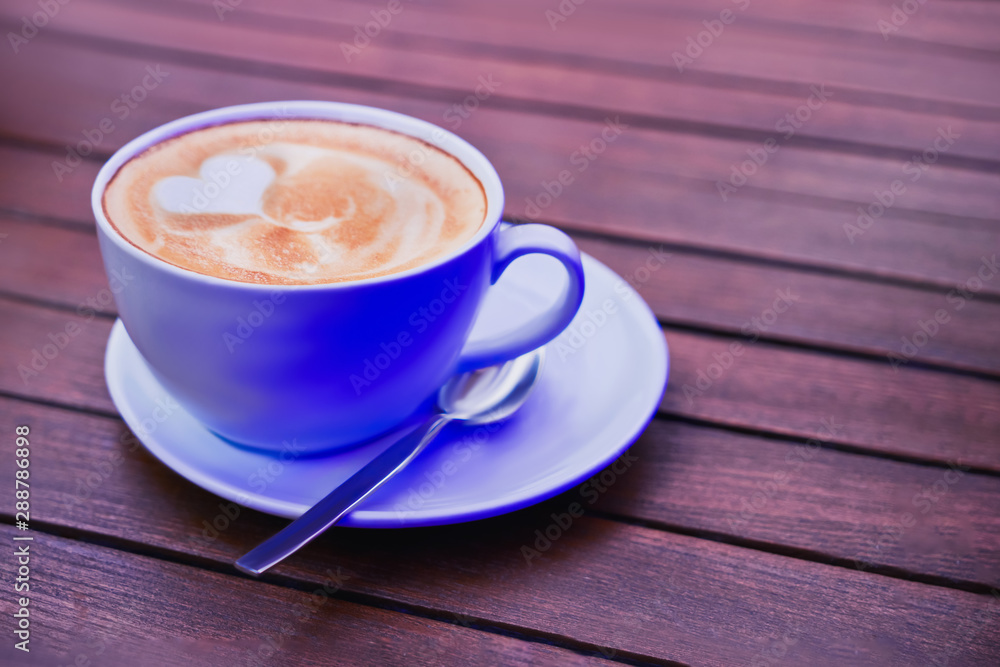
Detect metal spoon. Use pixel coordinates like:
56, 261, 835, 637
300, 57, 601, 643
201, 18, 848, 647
235, 349, 545, 576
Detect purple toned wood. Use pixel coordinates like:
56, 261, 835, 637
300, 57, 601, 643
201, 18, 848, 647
1, 39, 997, 294
1, 404, 999, 666
3, 391, 999, 590
3, 220, 1000, 467
0, 0, 996, 664
0, 524, 611, 666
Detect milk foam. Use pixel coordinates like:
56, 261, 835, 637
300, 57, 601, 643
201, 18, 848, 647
102, 120, 487, 284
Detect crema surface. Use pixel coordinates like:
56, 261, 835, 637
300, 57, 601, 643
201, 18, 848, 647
102, 120, 487, 284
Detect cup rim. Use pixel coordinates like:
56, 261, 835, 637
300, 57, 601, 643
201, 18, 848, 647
91, 100, 505, 290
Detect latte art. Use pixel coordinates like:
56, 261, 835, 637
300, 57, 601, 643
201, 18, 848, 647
102, 120, 487, 284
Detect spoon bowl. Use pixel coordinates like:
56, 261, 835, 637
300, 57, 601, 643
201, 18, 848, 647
440, 350, 543, 423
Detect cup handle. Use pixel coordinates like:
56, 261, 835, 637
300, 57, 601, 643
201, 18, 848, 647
456, 223, 585, 373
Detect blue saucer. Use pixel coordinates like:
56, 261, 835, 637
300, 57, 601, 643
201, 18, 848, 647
104, 251, 668, 527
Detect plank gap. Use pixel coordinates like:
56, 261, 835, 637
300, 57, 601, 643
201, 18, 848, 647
0, 518, 680, 667
0, 290, 115, 319
659, 320, 1000, 383
656, 411, 1000, 478
96, 0, 1000, 118
540, 222, 1000, 304
15, 22, 1000, 174
584, 509, 1000, 596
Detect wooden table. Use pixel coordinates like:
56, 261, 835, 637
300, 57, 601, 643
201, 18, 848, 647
2, 0, 999, 665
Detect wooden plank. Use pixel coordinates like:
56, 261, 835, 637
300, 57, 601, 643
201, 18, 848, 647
0, 219, 106, 307
0, 299, 113, 412
0, 525, 610, 666
2, 43, 998, 297
0, 402, 997, 666
660, 328, 1000, 472
5, 0, 1000, 170
108, 0, 1000, 109
571, 236, 1000, 377
733, 0, 1000, 51
0, 145, 99, 225
599, 419, 1000, 587
8, 37, 997, 226
324, 0, 1000, 53
0, 3, 992, 664
2, 216, 999, 465
4, 393, 1000, 590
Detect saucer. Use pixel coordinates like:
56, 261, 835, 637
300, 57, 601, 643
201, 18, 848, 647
104, 251, 668, 527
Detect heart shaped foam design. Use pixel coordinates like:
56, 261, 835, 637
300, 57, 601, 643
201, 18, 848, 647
154, 154, 276, 216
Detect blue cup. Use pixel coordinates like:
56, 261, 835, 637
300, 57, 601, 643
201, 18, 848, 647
93, 101, 585, 453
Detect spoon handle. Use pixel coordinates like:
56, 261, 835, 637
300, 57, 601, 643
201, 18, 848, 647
235, 414, 452, 576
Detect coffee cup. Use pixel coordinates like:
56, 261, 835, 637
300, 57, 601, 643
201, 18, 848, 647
93, 101, 584, 453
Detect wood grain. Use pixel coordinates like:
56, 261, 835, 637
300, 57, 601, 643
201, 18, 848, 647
660, 329, 1000, 472
93, 0, 1000, 112
5, 0, 1000, 171
2, 359, 998, 588
0, 3, 997, 663
0, 145, 100, 225
601, 419, 1000, 587
0, 404, 997, 666
5, 204, 1000, 379
2, 37, 998, 294
2, 216, 999, 468
573, 235, 1000, 377
307, 0, 1000, 53
723, 0, 1000, 52
0, 524, 614, 667
0, 298, 113, 412
0, 218, 105, 308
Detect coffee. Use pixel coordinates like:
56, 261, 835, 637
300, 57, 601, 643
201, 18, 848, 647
102, 119, 487, 284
